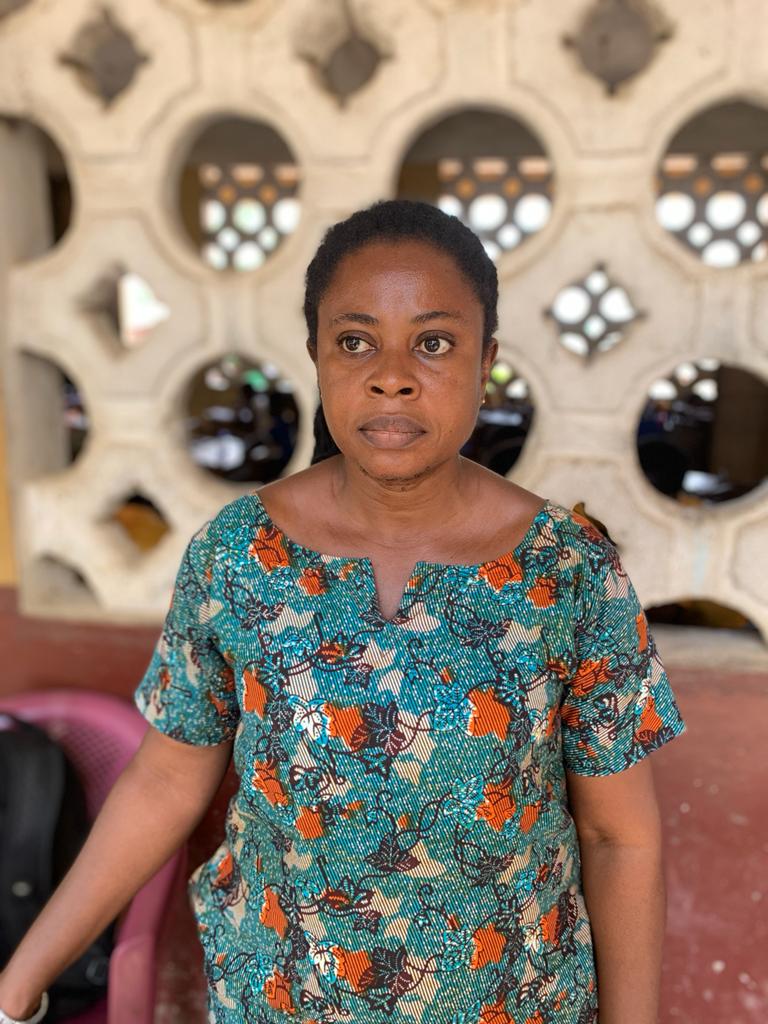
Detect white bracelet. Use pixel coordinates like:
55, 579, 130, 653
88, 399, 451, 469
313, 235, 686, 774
0, 992, 49, 1024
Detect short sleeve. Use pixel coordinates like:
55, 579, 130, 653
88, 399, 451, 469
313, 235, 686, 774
134, 517, 240, 746
561, 537, 686, 776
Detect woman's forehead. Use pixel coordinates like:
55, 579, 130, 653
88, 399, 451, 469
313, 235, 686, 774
321, 239, 479, 308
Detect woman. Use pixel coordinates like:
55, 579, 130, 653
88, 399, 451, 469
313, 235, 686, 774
0, 200, 686, 1024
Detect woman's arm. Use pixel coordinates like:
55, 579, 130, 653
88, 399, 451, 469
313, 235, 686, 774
566, 758, 666, 1024
0, 725, 233, 1019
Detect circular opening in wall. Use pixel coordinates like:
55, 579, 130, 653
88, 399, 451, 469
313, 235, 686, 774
61, 370, 89, 463
184, 353, 300, 483
646, 597, 760, 633
636, 358, 768, 503
13, 355, 89, 478
0, 117, 73, 257
397, 109, 554, 263
655, 101, 768, 267
178, 117, 301, 272
460, 357, 534, 476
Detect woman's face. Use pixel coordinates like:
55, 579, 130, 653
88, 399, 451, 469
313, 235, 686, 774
310, 239, 497, 481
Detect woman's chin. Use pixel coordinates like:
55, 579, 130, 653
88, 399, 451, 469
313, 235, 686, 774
346, 445, 456, 485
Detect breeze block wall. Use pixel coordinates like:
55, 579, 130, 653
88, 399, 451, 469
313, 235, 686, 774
0, 0, 767, 640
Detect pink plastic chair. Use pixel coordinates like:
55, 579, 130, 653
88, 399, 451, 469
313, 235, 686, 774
0, 689, 186, 1024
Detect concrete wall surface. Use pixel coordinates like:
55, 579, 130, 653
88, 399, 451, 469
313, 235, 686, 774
0, 0, 766, 638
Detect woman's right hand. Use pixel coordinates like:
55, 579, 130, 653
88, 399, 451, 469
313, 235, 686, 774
0, 975, 45, 1021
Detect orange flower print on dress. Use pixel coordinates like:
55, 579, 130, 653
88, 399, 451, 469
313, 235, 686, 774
569, 657, 611, 697
560, 702, 582, 729
326, 702, 364, 748
212, 851, 233, 890
478, 552, 523, 591
637, 611, 649, 651
248, 525, 290, 571
260, 886, 289, 938
470, 922, 507, 968
242, 668, 269, 715
335, 947, 372, 992
467, 686, 511, 740
476, 781, 517, 831
263, 968, 295, 1013
540, 904, 561, 947
299, 565, 328, 595
295, 805, 324, 839
519, 800, 542, 834
636, 693, 664, 740
318, 640, 347, 663
478, 999, 515, 1024
527, 575, 558, 608
252, 760, 289, 806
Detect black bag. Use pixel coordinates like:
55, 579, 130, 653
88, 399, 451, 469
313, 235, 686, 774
0, 714, 114, 1021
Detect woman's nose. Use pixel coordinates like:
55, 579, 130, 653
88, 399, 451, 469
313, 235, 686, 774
364, 351, 419, 397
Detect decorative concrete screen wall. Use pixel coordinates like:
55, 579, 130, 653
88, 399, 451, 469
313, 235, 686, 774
0, 0, 767, 639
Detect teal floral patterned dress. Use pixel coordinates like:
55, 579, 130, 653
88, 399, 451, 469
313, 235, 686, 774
134, 491, 686, 1024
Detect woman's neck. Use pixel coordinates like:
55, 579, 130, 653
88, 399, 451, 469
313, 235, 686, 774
327, 454, 481, 548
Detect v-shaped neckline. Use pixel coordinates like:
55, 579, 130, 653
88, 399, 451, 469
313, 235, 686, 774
245, 490, 554, 625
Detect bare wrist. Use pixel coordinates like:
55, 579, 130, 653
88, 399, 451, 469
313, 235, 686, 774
0, 979, 45, 1022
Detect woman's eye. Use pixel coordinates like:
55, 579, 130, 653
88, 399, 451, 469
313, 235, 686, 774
339, 335, 373, 353
418, 334, 452, 355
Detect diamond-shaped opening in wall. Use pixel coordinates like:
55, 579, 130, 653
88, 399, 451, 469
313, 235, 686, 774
397, 108, 554, 264
183, 354, 300, 483
79, 266, 171, 351
30, 556, 98, 615
460, 358, 535, 478
563, 0, 671, 96
59, 7, 148, 107
294, 0, 388, 107
546, 264, 644, 360
178, 117, 301, 272
656, 101, 768, 268
12, 355, 89, 479
108, 492, 170, 553
636, 359, 768, 505
646, 598, 760, 637
0, 118, 73, 259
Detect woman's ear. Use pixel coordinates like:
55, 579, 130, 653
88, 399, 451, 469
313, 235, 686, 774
481, 337, 499, 389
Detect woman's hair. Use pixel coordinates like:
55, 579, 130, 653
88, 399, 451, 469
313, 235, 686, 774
303, 198, 499, 464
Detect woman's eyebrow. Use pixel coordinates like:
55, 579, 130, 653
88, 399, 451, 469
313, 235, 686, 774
413, 309, 466, 324
329, 310, 466, 326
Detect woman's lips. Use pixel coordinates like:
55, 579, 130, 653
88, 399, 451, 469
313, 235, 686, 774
357, 414, 426, 449
359, 427, 425, 449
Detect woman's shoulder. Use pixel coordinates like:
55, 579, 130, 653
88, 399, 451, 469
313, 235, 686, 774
195, 471, 329, 563
544, 497, 615, 550
480, 470, 614, 556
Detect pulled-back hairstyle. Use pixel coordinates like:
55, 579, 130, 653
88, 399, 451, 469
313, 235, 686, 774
303, 199, 498, 464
